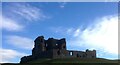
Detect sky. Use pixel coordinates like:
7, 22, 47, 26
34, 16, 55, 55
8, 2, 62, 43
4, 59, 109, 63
0, 2, 118, 63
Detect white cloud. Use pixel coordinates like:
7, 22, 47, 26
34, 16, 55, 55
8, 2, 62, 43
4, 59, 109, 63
50, 27, 66, 33
69, 15, 118, 57
0, 15, 24, 31
0, 48, 28, 63
73, 29, 81, 37
12, 3, 46, 21
66, 28, 74, 34
1, 3, 49, 31
6, 35, 34, 49
59, 2, 67, 8
1, 16, 24, 31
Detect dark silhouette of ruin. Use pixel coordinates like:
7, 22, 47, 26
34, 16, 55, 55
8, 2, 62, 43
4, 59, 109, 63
20, 36, 96, 63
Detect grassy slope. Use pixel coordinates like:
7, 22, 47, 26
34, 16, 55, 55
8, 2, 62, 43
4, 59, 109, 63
28, 58, 119, 63
1, 58, 120, 65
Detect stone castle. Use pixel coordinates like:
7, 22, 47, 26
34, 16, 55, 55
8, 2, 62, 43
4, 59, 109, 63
20, 36, 96, 63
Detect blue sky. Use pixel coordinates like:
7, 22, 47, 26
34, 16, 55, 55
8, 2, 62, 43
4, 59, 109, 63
1, 2, 118, 63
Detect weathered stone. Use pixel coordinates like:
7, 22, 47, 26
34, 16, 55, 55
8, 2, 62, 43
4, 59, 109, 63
20, 36, 96, 63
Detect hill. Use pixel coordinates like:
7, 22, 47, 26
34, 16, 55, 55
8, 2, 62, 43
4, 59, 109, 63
1, 58, 120, 65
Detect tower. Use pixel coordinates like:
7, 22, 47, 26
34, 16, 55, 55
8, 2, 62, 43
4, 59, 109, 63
32, 36, 46, 56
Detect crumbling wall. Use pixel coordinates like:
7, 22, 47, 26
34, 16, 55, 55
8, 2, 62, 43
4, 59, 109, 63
20, 36, 96, 63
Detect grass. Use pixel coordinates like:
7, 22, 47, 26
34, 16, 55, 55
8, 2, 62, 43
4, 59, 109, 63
28, 58, 119, 63
1, 58, 120, 65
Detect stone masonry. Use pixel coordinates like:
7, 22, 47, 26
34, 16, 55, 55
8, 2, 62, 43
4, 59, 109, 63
20, 36, 96, 63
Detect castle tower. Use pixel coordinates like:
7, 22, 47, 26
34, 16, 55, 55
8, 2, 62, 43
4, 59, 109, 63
59, 38, 66, 50
32, 36, 46, 56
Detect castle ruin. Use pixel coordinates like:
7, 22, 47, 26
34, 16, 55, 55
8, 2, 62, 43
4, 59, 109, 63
20, 36, 96, 63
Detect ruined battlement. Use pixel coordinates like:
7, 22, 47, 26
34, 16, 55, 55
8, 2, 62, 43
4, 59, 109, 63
20, 36, 96, 63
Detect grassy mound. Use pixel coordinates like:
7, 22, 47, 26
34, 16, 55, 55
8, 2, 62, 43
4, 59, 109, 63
1, 58, 120, 65
28, 58, 119, 63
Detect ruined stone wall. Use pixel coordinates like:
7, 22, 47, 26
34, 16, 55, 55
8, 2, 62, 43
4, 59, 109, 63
32, 36, 68, 59
85, 49, 96, 58
20, 36, 96, 63
67, 50, 96, 58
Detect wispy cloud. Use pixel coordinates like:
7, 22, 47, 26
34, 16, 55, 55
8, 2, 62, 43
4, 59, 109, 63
2, 3, 49, 31
68, 15, 118, 59
0, 48, 28, 63
6, 35, 34, 49
59, 2, 67, 8
1, 16, 24, 31
58, 0, 70, 8
51, 15, 118, 59
12, 3, 47, 21
73, 29, 81, 37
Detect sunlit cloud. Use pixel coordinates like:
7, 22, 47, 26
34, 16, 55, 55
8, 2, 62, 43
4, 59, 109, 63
1, 3, 49, 31
1, 16, 24, 31
12, 3, 47, 21
51, 15, 118, 59
68, 15, 118, 59
0, 48, 28, 63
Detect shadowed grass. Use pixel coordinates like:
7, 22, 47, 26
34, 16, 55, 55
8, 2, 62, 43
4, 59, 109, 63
1, 58, 120, 65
